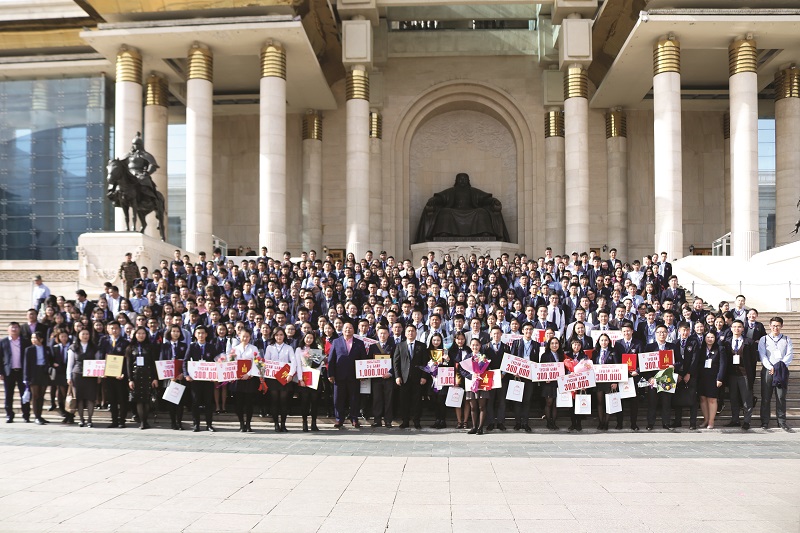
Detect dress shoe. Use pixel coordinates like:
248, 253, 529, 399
240, 426, 247, 433
118, 423, 127, 429
468, 427, 477, 434
742, 423, 750, 430
384, 423, 392, 428
440, 421, 447, 429
782, 425, 795, 433
351, 420, 361, 428
35, 418, 44, 425
23, 418, 30, 423
672, 421, 683, 428
333, 422, 343, 429
207, 425, 216, 432
477, 427, 484, 435
108, 423, 119, 429
646, 425, 654, 431
497, 423, 507, 431
689, 425, 697, 430
513, 423, 521, 431
41, 418, 49, 424
662, 424, 672, 431
486, 424, 495, 432
177, 424, 184, 431
311, 423, 320, 431
193, 426, 201, 432
414, 422, 421, 430
281, 424, 288, 432
86, 422, 93, 428
430, 421, 440, 429
5, 418, 12, 423
399, 422, 409, 429
631, 425, 639, 431
78, 421, 86, 427
524, 425, 532, 433
568, 425, 576, 432
716, 400, 725, 414
615, 422, 623, 430
371, 421, 383, 428
246, 425, 254, 433
48, 406, 56, 411
724, 421, 741, 427
275, 423, 282, 432
139, 425, 146, 430
760, 424, 769, 430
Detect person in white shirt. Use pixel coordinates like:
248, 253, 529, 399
758, 316, 794, 431
265, 327, 296, 432
231, 328, 261, 432
31, 275, 50, 313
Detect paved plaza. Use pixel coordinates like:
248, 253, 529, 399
0, 421, 799, 533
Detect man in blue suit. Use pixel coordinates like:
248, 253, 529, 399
327, 322, 368, 428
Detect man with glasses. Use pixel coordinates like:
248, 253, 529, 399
758, 316, 794, 431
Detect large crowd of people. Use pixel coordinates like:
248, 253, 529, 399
0, 246, 793, 434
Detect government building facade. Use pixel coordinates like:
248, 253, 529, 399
0, 1, 797, 272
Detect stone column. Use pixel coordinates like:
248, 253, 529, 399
302, 111, 323, 252
345, 66, 370, 260
369, 110, 383, 253
723, 113, 731, 232
544, 109, 565, 254
652, 36, 683, 261
114, 47, 142, 231
775, 66, 800, 246
259, 42, 288, 256
185, 44, 213, 254
564, 66, 589, 253
606, 109, 628, 259
144, 74, 168, 240
729, 37, 759, 259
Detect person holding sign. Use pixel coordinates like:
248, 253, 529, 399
592, 333, 618, 431
184, 326, 219, 432
508, 323, 540, 432
232, 328, 260, 432
484, 326, 509, 431
672, 322, 700, 429
392, 324, 428, 429
644, 324, 679, 430
125, 327, 158, 430
698, 330, 727, 430
427, 332, 451, 429
329, 322, 368, 429
265, 327, 297, 432
462, 337, 491, 434
97, 322, 129, 429
448, 332, 470, 429
565, 337, 592, 432
295, 331, 325, 431
22, 332, 53, 425
66, 329, 100, 427
160, 325, 189, 430
541, 336, 563, 430
367, 325, 395, 428
614, 321, 644, 430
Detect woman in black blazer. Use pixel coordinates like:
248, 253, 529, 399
51, 329, 72, 423
126, 327, 159, 429
160, 324, 189, 430
592, 333, 619, 431
565, 337, 591, 432
698, 331, 727, 429
23, 332, 53, 424
449, 332, 470, 429
541, 336, 563, 431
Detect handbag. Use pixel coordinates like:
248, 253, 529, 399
672, 380, 696, 408
48, 367, 57, 381
65, 385, 77, 414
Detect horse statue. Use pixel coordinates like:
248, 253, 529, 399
106, 158, 167, 241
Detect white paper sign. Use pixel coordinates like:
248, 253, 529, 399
155, 360, 175, 380
436, 367, 455, 388
261, 360, 289, 379
188, 361, 218, 381
506, 380, 525, 402
557, 371, 596, 394
360, 378, 371, 394
500, 354, 534, 380
532, 362, 565, 382
605, 392, 622, 414
638, 351, 661, 372
162, 381, 186, 405
217, 361, 237, 382
590, 330, 625, 344
302, 368, 321, 390
465, 369, 503, 391
501, 333, 524, 345
355, 358, 392, 379
593, 364, 628, 383
446, 386, 464, 407
82, 360, 105, 378
556, 391, 573, 407
354, 334, 380, 348
574, 394, 592, 415
618, 377, 637, 399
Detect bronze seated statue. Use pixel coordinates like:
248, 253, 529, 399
415, 173, 510, 243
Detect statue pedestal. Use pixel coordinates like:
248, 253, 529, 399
410, 241, 519, 265
77, 232, 194, 297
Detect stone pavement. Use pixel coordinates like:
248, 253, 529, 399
0, 422, 799, 533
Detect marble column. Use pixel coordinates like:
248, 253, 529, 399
346, 66, 370, 260
185, 44, 213, 254
144, 74, 168, 240
606, 109, 628, 260
564, 66, 589, 253
369, 110, 383, 253
544, 110, 565, 254
259, 42, 288, 256
723, 113, 731, 232
729, 38, 759, 259
114, 47, 142, 231
774, 66, 800, 246
652, 36, 683, 261
302, 111, 323, 253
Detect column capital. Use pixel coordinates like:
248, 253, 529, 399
302, 111, 323, 141
261, 41, 286, 79
369, 111, 382, 139
145, 74, 168, 107
563, 66, 588, 100
728, 38, 757, 77
605, 109, 626, 138
116, 46, 142, 84
187, 44, 213, 82
544, 110, 564, 138
346, 67, 370, 101
775, 66, 800, 100
653, 36, 680, 76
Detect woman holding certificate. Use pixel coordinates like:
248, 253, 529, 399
295, 332, 324, 432
125, 327, 158, 430
462, 337, 491, 435
66, 328, 100, 427
698, 330, 727, 430
593, 333, 618, 431
427, 332, 450, 429
22, 332, 53, 425
448, 332, 470, 429
565, 337, 591, 432
231, 328, 260, 433
265, 327, 296, 432
160, 325, 188, 430
541, 336, 563, 431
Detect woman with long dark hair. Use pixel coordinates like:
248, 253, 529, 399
125, 327, 158, 429
231, 328, 260, 432
66, 328, 100, 427
294, 332, 324, 431
541, 336, 563, 431
265, 327, 296, 432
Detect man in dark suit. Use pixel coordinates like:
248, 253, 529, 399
613, 321, 644, 430
659, 276, 686, 308
509, 323, 540, 432
328, 322, 368, 428
368, 325, 396, 428
19, 309, 47, 343
74, 289, 96, 317
724, 320, 758, 430
644, 324, 680, 430
183, 326, 219, 432
672, 322, 700, 429
1, 322, 32, 422
96, 321, 130, 428
658, 252, 672, 280
484, 326, 509, 431
392, 324, 428, 429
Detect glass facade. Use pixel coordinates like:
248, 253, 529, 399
0, 76, 110, 260
758, 118, 776, 251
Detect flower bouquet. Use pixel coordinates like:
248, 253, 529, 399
654, 367, 676, 393
254, 355, 269, 394
470, 354, 491, 393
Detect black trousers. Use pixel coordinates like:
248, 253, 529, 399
191, 381, 214, 427
300, 385, 321, 420
372, 377, 394, 424
3, 369, 30, 421
398, 380, 423, 424
646, 387, 671, 426
618, 396, 639, 427
236, 391, 256, 426
104, 378, 129, 425
514, 380, 535, 426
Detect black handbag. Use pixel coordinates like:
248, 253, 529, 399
672, 381, 695, 408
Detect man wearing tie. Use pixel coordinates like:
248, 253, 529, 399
1, 323, 32, 423
368, 325, 395, 428
510, 323, 539, 432
660, 276, 686, 308
392, 324, 428, 429
328, 322, 368, 428
484, 327, 509, 431
613, 322, 644, 430
672, 322, 700, 429
74, 289, 95, 317
644, 324, 679, 430
184, 326, 219, 432
724, 320, 757, 430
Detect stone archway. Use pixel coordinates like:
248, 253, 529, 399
390, 80, 536, 257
